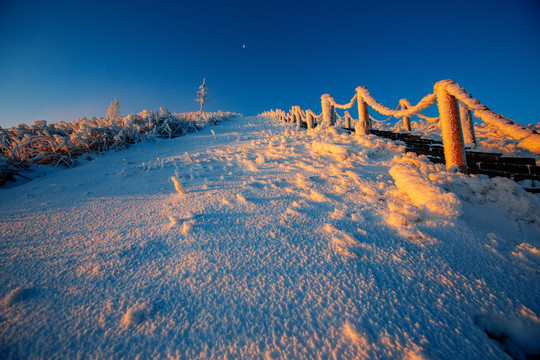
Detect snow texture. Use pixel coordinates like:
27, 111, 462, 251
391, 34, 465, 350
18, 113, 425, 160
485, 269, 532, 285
1, 115, 539, 359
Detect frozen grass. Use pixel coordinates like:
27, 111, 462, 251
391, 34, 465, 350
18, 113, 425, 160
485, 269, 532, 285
0, 109, 239, 169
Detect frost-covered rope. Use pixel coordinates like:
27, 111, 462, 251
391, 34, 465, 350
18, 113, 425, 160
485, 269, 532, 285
369, 115, 391, 123
356, 86, 437, 118
436, 80, 539, 151
306, 109, 323, 120
369, 103, 402, 123
399, 98, 439, 123
416, 113, 439, 123
326, 94, 357, 109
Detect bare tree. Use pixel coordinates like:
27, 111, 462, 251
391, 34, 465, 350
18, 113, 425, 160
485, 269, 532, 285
195, 78, 208, 113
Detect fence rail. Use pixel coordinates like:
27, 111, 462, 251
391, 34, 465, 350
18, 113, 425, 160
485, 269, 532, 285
261, 80, 540, 173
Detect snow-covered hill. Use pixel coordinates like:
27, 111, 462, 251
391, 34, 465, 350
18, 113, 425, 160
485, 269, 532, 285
1, 115, 539, 359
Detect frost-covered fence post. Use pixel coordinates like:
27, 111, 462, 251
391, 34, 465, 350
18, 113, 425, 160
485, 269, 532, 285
356, 88, 370, 135
459, 103, 477, 147
294, 106, 302, 129
321, 94, 335, 126
306, 112, 314, 129
344, 111, 352, 129
399, 99, 411, 132
434, 82, 467, 172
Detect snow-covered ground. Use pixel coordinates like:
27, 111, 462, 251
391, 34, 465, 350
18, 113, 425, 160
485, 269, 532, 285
1, 115, 539, 359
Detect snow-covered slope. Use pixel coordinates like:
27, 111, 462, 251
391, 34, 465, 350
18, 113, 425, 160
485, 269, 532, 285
1, 116, 539, 359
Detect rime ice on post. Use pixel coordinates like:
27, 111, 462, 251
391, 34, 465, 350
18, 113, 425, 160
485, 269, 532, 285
434, 80, 467, 173
399, 99, 411, 132
321, 94, 335, 127
293, 106, 302, 129
344, 111, 352, 129
195, 78, 209, 113
356, 88, 370, 135
306, 112, 314, 129
106, 96, 121, 122
459, 103, 477, 147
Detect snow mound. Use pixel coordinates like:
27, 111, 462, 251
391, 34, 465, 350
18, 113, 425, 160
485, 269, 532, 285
121, 302, 153, 328
312, 140, 349, 160
429, 170, 540, 225
389, 155, 461, 219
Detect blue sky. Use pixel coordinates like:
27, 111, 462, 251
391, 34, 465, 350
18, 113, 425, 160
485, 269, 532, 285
1, 0, 539, 128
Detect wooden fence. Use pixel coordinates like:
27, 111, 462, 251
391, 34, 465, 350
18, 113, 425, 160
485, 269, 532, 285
261, 80, 540, 173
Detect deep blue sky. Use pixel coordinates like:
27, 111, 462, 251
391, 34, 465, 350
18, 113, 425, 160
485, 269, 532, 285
1, 0, 539, 128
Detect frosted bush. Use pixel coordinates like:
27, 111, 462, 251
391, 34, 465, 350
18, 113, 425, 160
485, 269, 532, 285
0, 111, 240, 173
106, 96, 121, 122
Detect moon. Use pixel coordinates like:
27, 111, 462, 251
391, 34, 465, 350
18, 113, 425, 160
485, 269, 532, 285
243, 44, 246, 49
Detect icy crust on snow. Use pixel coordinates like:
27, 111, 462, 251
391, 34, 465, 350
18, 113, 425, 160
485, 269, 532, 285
1, 116, 539, 359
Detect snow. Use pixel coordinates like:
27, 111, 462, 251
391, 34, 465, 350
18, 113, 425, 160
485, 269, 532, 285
389, 156, 462, 219
1, 115, 539, 359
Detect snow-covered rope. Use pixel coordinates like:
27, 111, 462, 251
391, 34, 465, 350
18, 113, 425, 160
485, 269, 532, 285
306, 109, 323, 120
326, 94, 357, 110
356, 86, 437, 118
416, 113, 439, 123
397, 99, 438, 123
436, 80, 540, 152
369, 114, 392, 123
369, 103, 402, 123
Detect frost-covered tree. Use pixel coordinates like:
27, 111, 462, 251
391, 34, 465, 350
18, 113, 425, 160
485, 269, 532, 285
195, 78, 208, 113
106, 96, 121, 122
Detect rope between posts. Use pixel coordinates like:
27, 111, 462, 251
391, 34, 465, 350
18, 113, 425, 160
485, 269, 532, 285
326, 94, 357, 109
437, 80, 536, 141
416, 113, 439, 123
369, 115, 392, 123
306, 109, 323, 120
356, 86, 437, 118
398, 99, 439, 123
370, 103, 402, 123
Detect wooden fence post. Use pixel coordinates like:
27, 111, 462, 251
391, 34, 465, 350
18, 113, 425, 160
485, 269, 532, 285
306, 112, 314, 129
434, 82, 467, 172
344, 111, 352, 129
321, 94, 335, 126
356, 89, 370, 135
399, 99, 411, 131
294, 106, 302, 129
459, 103, 477, 147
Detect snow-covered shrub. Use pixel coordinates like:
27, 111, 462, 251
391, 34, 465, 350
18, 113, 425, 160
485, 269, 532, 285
106, 96, 121, 122
0, 110, 240, 180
